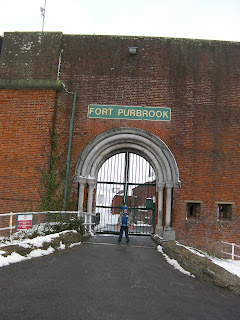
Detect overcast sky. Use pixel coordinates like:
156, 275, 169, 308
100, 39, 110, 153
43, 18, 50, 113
1, 0, 240, 41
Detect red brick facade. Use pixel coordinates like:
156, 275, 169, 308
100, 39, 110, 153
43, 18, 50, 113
0, 89, 56, 213
0, 32, 239, 254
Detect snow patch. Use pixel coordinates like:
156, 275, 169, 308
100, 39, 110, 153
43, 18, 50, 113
28, 247, 55, 258
58, 241, 66, 250
209, 257, 240, 278
0, 230, 81, 268
157, 245, 195, 277
18, 243, 31, 249
69, 242, 82, 248
0, 252, 27, 267
176, 242, 240, 278
176, 241, 206, 257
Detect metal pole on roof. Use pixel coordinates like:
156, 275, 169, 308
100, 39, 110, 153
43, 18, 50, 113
40, 0, 47, 32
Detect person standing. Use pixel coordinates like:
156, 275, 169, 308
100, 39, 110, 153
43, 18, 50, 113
117, 206, 133, 245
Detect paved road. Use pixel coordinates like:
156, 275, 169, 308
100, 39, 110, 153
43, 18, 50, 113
0, 235, 239, 320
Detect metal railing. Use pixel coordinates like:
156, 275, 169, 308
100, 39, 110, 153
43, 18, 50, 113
221, 241, 240, 260
0, 211, 96, 237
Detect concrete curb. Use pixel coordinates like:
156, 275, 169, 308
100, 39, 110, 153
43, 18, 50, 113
151, 234, 240, 295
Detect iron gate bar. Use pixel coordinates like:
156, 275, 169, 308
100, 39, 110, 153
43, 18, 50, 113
97, 181, 156, 186
95, 152, 156, 235
96, 181, 126, 185
124, 152, 130, 205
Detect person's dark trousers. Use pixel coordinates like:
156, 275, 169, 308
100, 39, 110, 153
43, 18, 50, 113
118, 226, 129, 244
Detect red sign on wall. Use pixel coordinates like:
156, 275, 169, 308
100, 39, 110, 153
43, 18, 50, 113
16, 214, 33, 230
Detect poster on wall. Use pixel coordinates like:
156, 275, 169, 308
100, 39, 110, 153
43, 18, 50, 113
16, 214, 33, 230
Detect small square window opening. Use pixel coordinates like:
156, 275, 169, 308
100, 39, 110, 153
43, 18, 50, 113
218, 204, 232, 220
187, 203, 200, 217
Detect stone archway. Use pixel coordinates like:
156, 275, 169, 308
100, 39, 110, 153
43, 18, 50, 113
75, 128, 181, 240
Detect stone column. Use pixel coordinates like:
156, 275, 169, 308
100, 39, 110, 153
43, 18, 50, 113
163, 182, 175, 240
86, 177, 96, 233
155, 182, 165, 237
165, 182, 173, 227
87, 177, 96, 214
78, 176, 87, 212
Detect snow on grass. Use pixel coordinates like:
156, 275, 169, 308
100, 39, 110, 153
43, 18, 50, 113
58, 241, 66, 250
0, 230, 80, 268
157, 245, 195, 277
7, 223, 55, 240
209, 258, 240, 278
0, 247, 57, 267
0, 252, 27, 267
1, 230, 77, 248
21, 232, 63, 247
176, 242, 240, 278
69, 241, 82, 248
28, 247, 55, 258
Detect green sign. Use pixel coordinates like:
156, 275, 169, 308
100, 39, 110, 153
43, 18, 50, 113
88, 105, 171, 121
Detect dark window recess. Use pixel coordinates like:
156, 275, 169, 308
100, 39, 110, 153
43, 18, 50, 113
187, 203, 200, 217
218, 204, 232, 220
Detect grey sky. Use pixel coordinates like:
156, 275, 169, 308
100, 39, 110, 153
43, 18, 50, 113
1, 0, 240, 41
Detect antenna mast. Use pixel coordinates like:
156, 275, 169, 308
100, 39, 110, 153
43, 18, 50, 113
40, 0, 47, 32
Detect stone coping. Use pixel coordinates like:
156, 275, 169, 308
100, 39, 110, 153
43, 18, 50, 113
0, 79, 64, 91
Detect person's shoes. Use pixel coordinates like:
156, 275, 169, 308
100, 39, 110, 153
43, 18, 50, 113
127, 242, 130, 246
117, 241, 121, 245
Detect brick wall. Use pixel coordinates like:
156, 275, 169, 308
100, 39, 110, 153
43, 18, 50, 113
0, 89, 56, 214
0, 32, 62, 217
0, 32, 239, 254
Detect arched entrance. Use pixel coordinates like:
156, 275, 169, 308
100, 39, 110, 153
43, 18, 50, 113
75, 128, 181, 240
95, 152, 156, 234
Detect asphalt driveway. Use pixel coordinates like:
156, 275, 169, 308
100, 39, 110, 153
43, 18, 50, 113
0, 235, 239, 320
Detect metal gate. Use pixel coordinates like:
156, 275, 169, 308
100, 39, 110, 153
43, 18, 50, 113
95, 152, 156, 235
